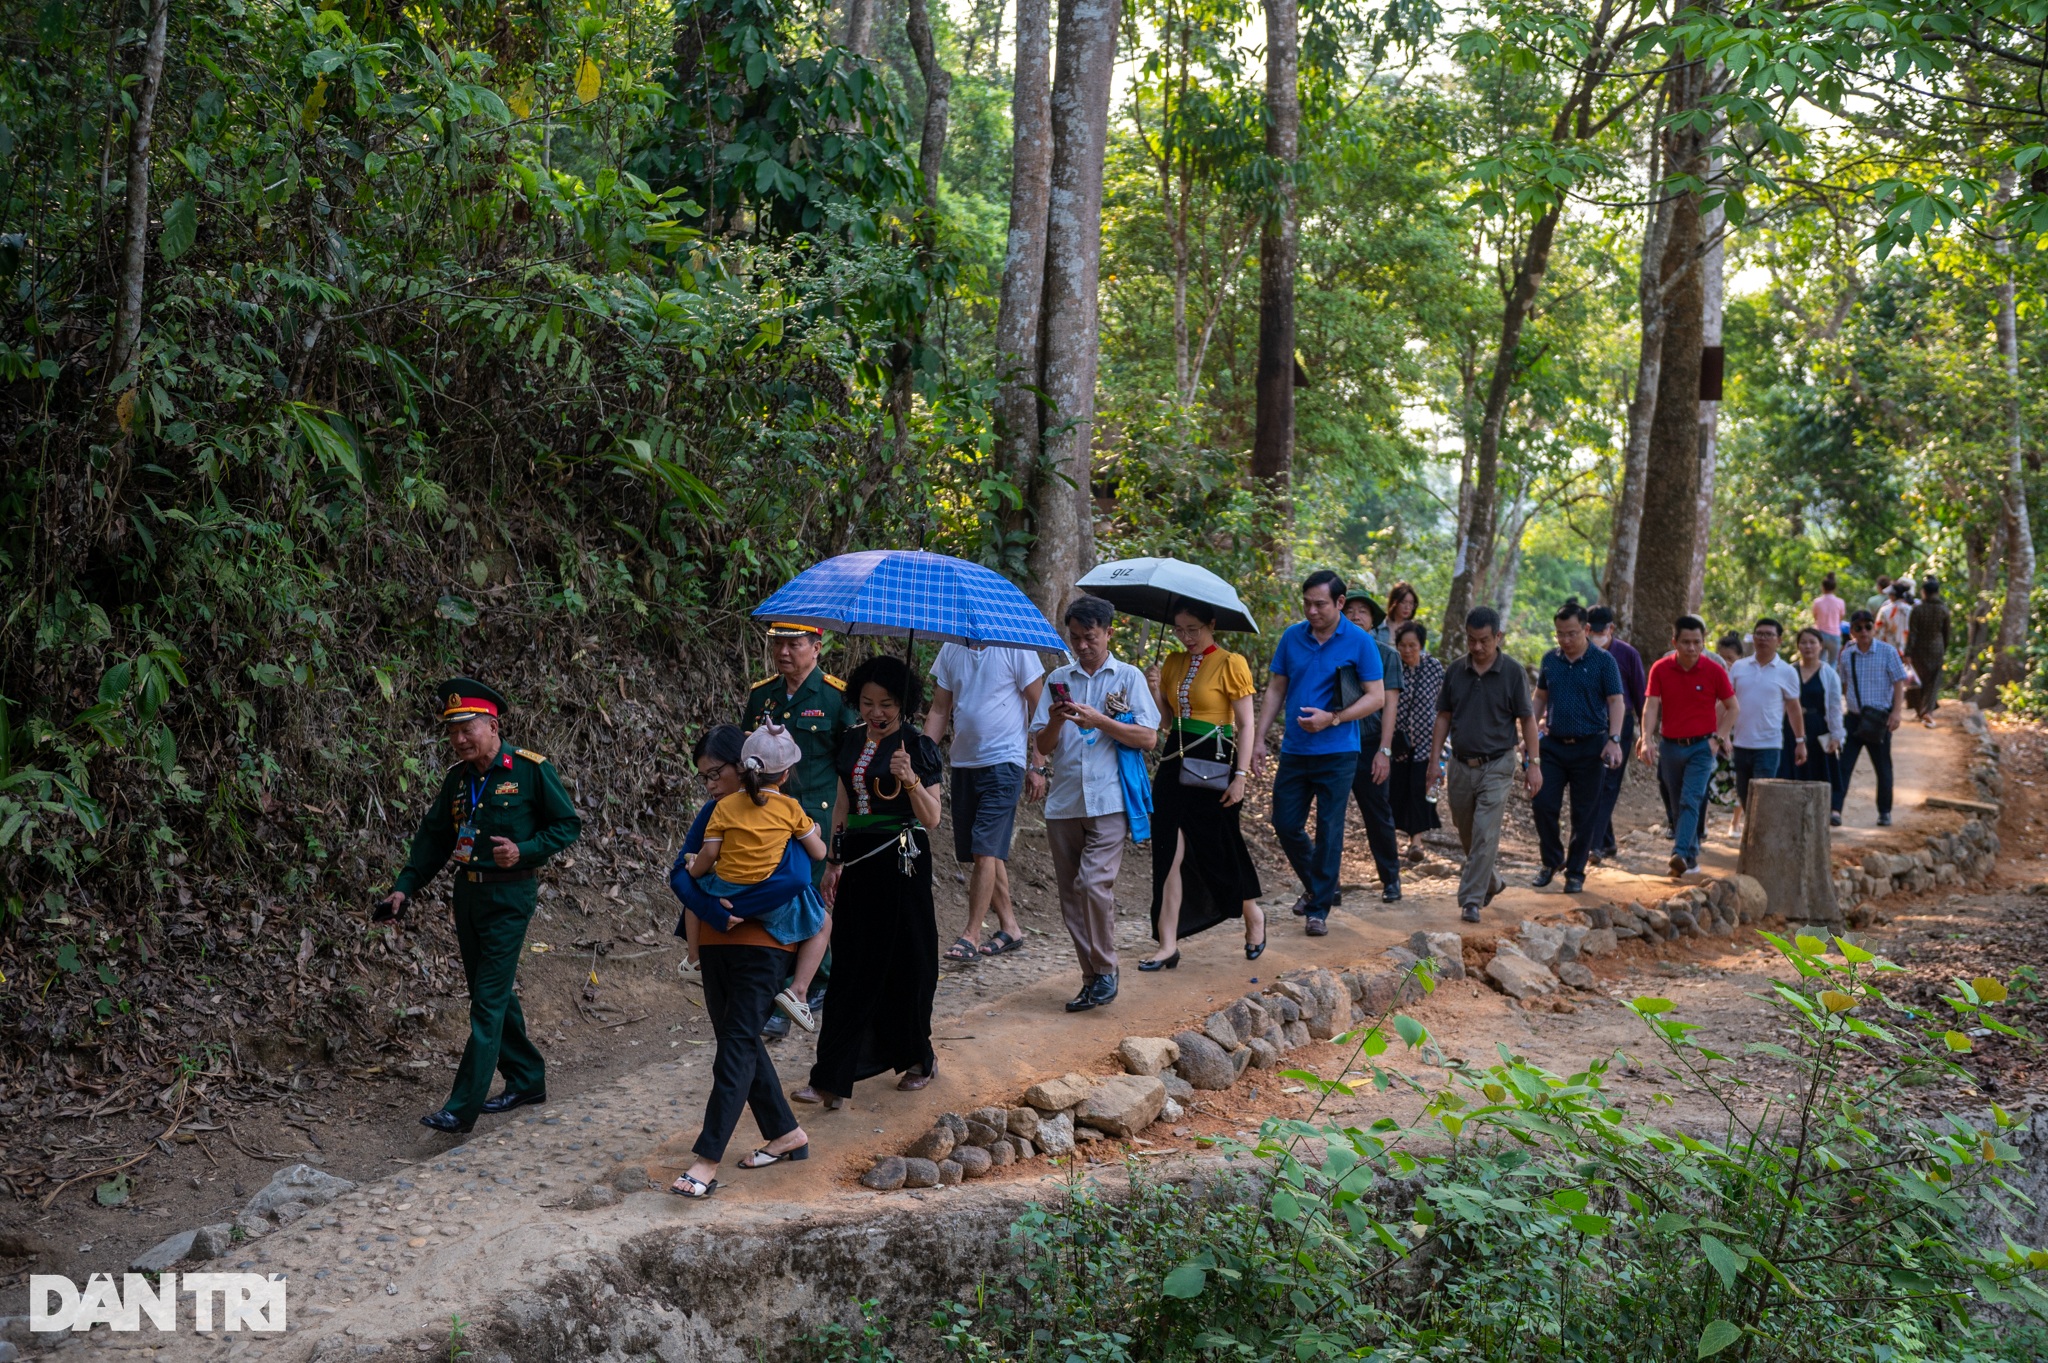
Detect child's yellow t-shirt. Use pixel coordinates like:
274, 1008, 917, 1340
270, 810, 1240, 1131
703, 790, 817, 884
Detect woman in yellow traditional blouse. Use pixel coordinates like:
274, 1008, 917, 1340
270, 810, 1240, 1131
1141, 600, 1267, 968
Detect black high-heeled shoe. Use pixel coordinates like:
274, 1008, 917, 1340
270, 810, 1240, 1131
1137, 950, 1181, 972
1245, 937, 1267, 961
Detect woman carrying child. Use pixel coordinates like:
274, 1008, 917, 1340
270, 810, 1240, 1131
665, 724, 829, 1199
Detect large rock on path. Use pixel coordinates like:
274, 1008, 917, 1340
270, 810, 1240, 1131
1024, 1073, 1094, 1113
1076, 1074, 1167, 1137
1171, 1031, 1236, 1090
1117, 1037, 1180, 1076
1485, 947, 1559, 999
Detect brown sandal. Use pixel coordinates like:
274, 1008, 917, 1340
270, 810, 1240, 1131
789, 1085, 845, 1110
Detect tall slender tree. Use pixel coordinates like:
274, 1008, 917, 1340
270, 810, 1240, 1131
993, 0, 1054, 576
1022, 0, 1123, 611
1250, 0, 1300, 575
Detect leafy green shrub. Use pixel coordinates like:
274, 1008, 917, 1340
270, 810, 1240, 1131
931, 933, 2045, 1361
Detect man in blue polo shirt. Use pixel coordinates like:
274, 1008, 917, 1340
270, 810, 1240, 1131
1251, 570, 1385, 936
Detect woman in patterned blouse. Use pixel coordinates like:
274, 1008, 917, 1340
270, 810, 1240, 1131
1388, 621, 1444, 859
1141, 600, 1266, 968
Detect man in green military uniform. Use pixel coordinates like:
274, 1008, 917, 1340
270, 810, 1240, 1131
743, 622, 851, 1038
376, 678, 581, 1133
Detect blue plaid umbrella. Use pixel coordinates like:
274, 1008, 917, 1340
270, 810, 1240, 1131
752, 551, 1068, 653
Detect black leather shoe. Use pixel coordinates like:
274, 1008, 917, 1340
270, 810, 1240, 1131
1289, 893, 1311, 918
1065, 976, 1103, 1012
761, 1011, 793, 1042
419, 1109, 473, 1134
1381, 885, 1402, 904
1563, 875, 1585, 895
481, 1089, 546, 1115
1531, 867, 1556, 888
1093, 972, 1119, 1005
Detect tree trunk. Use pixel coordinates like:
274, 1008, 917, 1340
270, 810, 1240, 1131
992, 0, 1053, 569
904, 0, 951, 215
1491, 468, 1536, 626
1991, 167, 2035, 695
1249, 0, 1299, 576
844, 0, 877, 55
1603, 150, 1674, 631
1626, 66, 1708, 645
107, 0, 171, 393
1738, 779, 1839, 927
1023, 0, 1121, 616
1440, 205, 1562, 657
1687, 175, 1724, 610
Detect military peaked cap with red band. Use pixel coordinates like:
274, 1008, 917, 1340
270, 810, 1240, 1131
436, 676, 508, 723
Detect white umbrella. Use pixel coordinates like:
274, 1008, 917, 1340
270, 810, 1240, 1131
1075, 557, 1259, 634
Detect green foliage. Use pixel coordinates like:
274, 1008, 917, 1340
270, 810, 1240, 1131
891, 936, 2046, 1360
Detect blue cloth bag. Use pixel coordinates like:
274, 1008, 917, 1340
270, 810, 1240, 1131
1112, 708, 1153, 844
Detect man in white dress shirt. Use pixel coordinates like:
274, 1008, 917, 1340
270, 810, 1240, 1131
1029, 595, 1160, 1013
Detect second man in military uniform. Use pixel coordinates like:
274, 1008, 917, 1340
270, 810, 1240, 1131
743, 622, 852, 1039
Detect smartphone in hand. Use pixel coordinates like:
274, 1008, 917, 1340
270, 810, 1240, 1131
1048, 681, 1074, 707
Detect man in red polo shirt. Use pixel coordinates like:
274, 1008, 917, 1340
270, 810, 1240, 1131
1638, 615, 1738, 878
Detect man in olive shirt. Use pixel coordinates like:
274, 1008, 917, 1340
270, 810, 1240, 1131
378, 679, 581, 1133
742, 621, 850, 1037
1427, 607, 1542, 923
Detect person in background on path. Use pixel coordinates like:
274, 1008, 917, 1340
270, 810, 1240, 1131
1709, 631, 1745, 837
1866, 575, 1893, 616
1427, 606, 1539, 924
682, 723, 831, 1030
667, 727, 813, 1199
377, 679, 581, 1134
1584, 606, 1645, 867
1388, 622, 1444, 861
924, 642, 1044, 961
1142, 600, 1266, 969
1876, 580, 1913, 652
1835, 609, 1909, 828
1784, 627, 1844, 800
1716, 632, 1746, 668
744, 621, 850, 1041
1343, 593, 1406, 904
1811, 574, 1846, 664
1030, 595, 1160, 1013
1378, 581, 1421, 646
1252, 570, 1386, 937
1726, 618, 1806, 815
1529, 599, 1624, 895
1907, 576, 1950, 727
796, 657, 946, 1106
1639, 616, 1737, 879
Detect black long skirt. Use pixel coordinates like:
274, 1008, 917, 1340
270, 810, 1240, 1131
808, 826, 937, 1097
1389, 753, 1442, 836
1149, 753, 1263, 943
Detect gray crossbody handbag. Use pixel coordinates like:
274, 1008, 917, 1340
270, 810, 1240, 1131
1175, 727, 1235, 791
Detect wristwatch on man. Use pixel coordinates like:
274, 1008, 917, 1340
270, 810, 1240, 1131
1377, 745, 1393, 757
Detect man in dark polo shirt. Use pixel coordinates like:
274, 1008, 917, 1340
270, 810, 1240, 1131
1427, 606, 1541, 923
1529, 600, 1625, 895
1584, 606, 1645, 864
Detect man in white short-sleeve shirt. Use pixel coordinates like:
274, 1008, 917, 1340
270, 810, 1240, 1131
924, 643, 1045, 960
1727, 616, 1806, 812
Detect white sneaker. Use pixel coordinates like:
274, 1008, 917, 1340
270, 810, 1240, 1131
774, 987, 818, 1032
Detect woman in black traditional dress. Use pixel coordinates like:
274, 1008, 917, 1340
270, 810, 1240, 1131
792, 655, 944, 1107
1141, 601, 1266, 969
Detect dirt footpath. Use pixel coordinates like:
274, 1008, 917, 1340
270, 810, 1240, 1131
4, 710, 2039, 1361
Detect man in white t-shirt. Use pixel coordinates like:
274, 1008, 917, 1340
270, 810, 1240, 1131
924, 641, 1046, 960
1727, 617, 1807, 813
